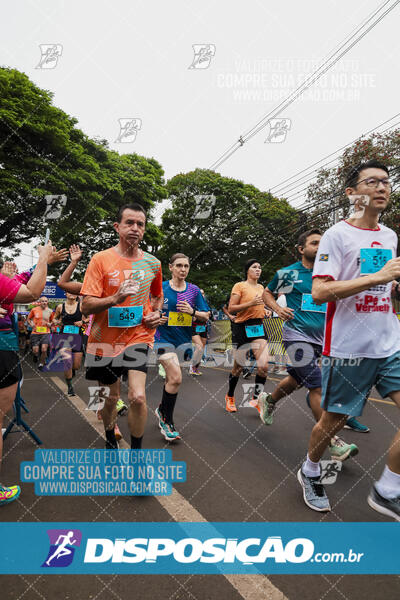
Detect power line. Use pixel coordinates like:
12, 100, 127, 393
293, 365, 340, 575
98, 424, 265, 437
236, 0, 400, 149
241, 0, 394, 142
276, 171, 400, 242
282, 122, 400, 210
243, 3, 396, 146
271, 114, 400, 197
268, 118, 400, 215
209, 0, 399, 171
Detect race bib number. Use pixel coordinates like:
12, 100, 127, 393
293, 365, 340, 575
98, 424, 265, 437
195, 325, 206, 333
245, 324, 264, 338
168, 311, 192, 326
108, 306, 143, 328
36, 326, 47, 333
63, 325, 80, 334
360, 248, 392, 274
301, 293, 327, 314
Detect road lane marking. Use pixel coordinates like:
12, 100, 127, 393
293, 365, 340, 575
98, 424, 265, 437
51, 376, 287, 600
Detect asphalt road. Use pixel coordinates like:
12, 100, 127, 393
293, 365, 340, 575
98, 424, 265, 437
1, 353, 400, 600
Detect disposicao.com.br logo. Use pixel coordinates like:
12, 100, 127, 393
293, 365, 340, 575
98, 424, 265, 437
82, 536, 363, 566
42, 529, 82, 567
0, 522, 391, 575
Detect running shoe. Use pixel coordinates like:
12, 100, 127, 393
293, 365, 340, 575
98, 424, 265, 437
38, 363, 44, 371
67, 384, 75, 396
248, 397, 261, 413
164, 422, 181, 441
344, 417, 370, 433
0, 484, 21, 506
194, 367, 202, 376
189, 365, 201, 376
367, 485, 400, 521
242, 369, 251, 379
225, 395, 237, 413
258, 392, 276, 425
155, 409, 180, 441
329, 436, 359, 462
116, 398, 128, 416
114, 424, 122, 441
158, 364, 166, 379
297, 468, 331, 512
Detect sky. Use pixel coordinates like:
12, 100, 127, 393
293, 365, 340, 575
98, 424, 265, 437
2, 0, 400, 270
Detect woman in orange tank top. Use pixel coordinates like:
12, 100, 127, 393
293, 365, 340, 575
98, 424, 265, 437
224, 259, 269, 414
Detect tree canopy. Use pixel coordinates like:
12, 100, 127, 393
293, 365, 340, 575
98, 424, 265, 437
0, 67, 166, 270
158, 169, 298, 305
302, 128, 400, 234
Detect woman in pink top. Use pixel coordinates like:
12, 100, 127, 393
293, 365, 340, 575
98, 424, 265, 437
0, 243, 54, 506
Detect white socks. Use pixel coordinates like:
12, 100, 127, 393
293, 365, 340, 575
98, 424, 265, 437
302, 454, 321, 478
376, 465, 400, 499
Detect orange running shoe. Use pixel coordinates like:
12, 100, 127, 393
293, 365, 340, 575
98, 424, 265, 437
249, 397, 261, 413
225, 395, 237, 413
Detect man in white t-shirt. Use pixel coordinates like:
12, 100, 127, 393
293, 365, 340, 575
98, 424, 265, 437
297, 159, 400, 521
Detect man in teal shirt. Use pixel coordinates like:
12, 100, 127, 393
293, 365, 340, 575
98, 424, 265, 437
259, 229, 365, 462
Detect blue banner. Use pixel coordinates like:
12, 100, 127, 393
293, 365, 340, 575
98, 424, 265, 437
0, 522, 399, 574
42, 281, 66, 299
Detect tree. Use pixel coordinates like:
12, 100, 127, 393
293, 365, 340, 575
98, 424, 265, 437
158, 169, 298, 306
0, 67, 166, 269
301, 128, 400, 233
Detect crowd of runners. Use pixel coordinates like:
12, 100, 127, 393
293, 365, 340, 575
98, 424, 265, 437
1, 159, 400, 522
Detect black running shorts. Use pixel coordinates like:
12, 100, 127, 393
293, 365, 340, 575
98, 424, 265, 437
0, 350, 21, 389
232, 318, 267, 349
85, 344, 149, 384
